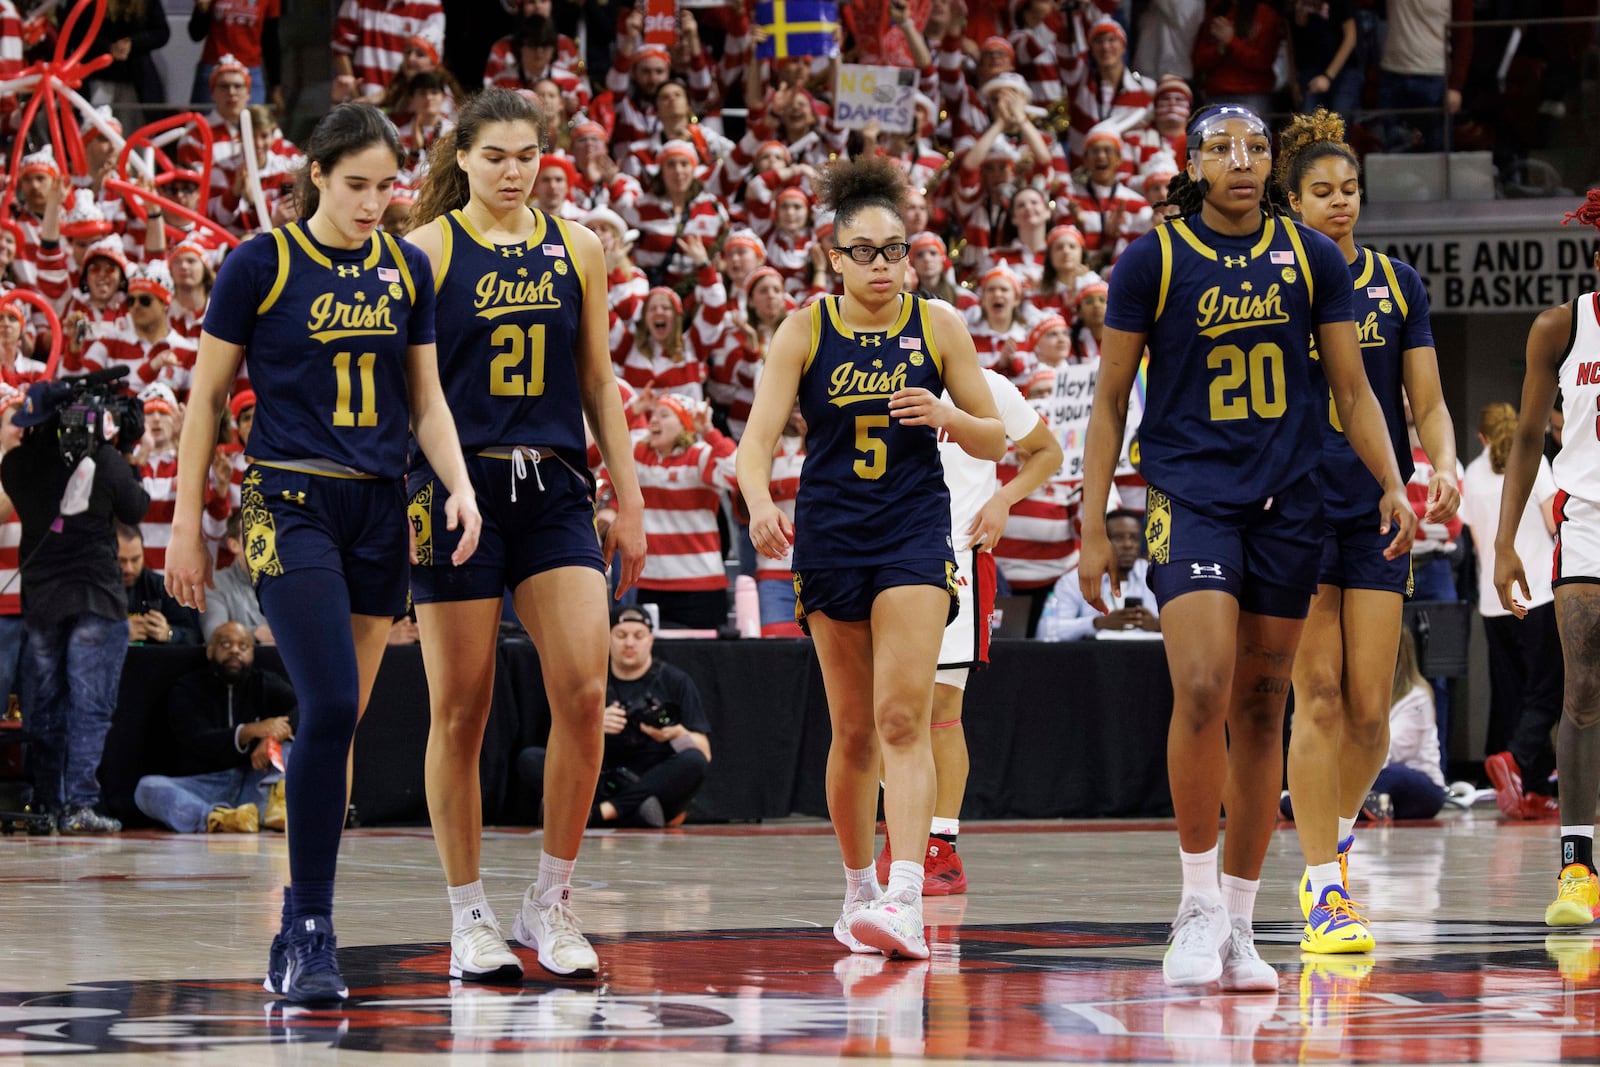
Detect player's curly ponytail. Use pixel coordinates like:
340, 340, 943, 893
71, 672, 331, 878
816, 153, 907, 232
413, 89, 547, 227
1275, 108, 1360, 199
294, 103, 404, 220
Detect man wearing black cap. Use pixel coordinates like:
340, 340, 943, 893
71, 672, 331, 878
1, 379, 149, 833
517, 605, 712, 828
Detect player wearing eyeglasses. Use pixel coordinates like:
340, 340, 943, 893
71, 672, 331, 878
737, 155, 1004, 961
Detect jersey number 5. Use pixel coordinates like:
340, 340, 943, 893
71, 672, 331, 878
332, 351, 377, 428
490, 324, 547, 397
1208, 342, 1287, 421
854, 414, 889, 479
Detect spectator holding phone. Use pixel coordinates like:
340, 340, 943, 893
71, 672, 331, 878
1037, 508, 1161, 640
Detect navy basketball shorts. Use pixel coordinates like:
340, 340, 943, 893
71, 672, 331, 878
408, 450, 604, 604
1143, 475, 1324, 620
1317, 512, 1413, 595
240, 464, 409, 618
792, 558, 959, 634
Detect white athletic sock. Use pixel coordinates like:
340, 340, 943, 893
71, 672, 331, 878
533, 851, 576, 902
1562, 825, 1595, 839
930, 816, 959, 837
844, 862, 880, 906
448, 880, 492, 931
1220, 873, 1260, 924
886, 859, 925, 905
1305, 861, 1345, 906
1337, 816, 1357, 842
1180, 846, 1221, 902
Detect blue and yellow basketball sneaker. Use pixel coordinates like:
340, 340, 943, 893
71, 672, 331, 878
1298, 834, 1356, 921
1302, 885, 1374, 954
1546, 863, 1600, 927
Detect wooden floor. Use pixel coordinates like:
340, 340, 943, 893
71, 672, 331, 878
0, 810, 1589, 1064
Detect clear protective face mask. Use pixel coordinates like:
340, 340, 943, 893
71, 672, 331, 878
1186, 107, 1270, 171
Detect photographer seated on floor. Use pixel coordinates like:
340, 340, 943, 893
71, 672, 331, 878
517, 605, 712, 828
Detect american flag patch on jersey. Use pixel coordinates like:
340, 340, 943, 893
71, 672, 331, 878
900, 336, 921, 349
1270, 251, 1294, 264
377, 267, 399, 282
1367, 286, 1389, 298
543, 244, 564, 257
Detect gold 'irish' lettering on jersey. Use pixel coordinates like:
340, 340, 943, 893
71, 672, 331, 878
306, 291, 397, 342
1357, 309, 1387, 349
1195, 283, 1290, 339
473, 270, 562, 319
828, 360, 909, 406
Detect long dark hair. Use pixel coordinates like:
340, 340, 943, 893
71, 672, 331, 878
413, 89, 546, 226
294, 103, 405, 219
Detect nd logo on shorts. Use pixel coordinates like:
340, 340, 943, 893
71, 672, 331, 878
1145, 488, 1171, 565
408, 481, 434, 567
240, 470, 284, 584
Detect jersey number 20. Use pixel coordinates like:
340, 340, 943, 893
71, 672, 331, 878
1208, 343, 1286, 421
490, 324, 547, 396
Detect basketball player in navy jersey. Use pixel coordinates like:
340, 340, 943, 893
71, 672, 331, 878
165, 103, 482, 1004
1276, 110, 1459, 955
738, 155, 1005, 961
1494, 193, 1600, 929
1079, 104, 1416, 990
404, 89, 646, 983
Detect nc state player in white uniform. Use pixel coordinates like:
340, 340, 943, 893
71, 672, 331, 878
1495, 202, 1600, 928
877, 367, 1062, 893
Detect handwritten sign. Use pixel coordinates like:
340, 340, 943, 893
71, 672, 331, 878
833, 63, 917, 133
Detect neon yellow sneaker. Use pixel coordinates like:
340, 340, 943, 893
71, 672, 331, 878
1298, 834, 1356, 921
1545, 863, 1600, 927
1301, 886, 1375, 954
1545, 932, 1600, 981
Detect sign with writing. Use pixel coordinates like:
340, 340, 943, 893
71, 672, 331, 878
1030, 357, 1143, 483
644, 0, 677, 48
1363, 229, 1600, 314
833, 63, 918, 132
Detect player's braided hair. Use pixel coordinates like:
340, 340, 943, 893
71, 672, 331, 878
1275, 108, 1360, 197
1479, 401, 1518, 475
413, 90, 546, 227
1561, 188, 1600, 232
816, 153, 907, 232
1158, 105, 1289, 221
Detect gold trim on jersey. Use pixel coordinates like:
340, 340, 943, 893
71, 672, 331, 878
1167, 217, 1280, 265
240, 469, 284, 584
822, 292, 915, 341
802, 300, 823, 375
1155, 224, 1173, 321
436, 213, 454, 292
1280, 220, 1314, 306
253, 458, 380, 480
1352, 247, 1375, 291
378, 231, 416, 305
917, 298, 944, 377
258, 228, 292, 316
1376, 253, 1408, 319
451, 207, 549, 253
284, 221, 382, 272
550, 216, 586, 299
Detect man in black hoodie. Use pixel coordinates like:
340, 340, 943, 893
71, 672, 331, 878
134, 621, 297, 832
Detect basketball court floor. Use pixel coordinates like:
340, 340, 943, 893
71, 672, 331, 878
0, 813, 1590, 1064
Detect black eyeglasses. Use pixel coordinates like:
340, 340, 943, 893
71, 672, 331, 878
832, 242, 910, 264
130, 294, 160, 307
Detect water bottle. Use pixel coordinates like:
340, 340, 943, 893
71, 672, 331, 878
734, 574, 761, 638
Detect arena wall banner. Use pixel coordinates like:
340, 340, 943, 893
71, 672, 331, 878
833, 64, 918, 132
1361, 228, 1600, 313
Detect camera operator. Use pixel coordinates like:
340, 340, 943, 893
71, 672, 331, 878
1, 376, 150, 833
517, 605, 712, 828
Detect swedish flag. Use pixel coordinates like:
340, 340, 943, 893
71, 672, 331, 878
755, 0, 839, 59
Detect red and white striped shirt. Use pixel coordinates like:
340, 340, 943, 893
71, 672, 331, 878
754, 435, 804, 582
331, 0, 445, 99
1062, 176, 1152, 264
140, 449, 179, 573
993, 465, 1078, 590
0, 510, 20, 615
624, 190, 728, 298
629, 431, 737, 592
71, 323, 194, 395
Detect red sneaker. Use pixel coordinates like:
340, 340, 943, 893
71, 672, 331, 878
1522, 792, 1561, 821
875, 838, 892, 887
923, 837, 967, 896
1485, 752, 1525, 819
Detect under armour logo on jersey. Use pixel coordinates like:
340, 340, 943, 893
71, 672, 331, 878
336, 264, 360, 278
1190, 562, 1225, 579
499, 245, 524, 257
858, 334, 882, 347
1223, 255, 1247, 268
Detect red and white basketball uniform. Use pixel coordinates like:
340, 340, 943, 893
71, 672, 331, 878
1553, 293, 1600, 581
936, 369, 1050, 687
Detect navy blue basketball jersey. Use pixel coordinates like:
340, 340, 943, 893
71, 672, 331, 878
1105, 214, 1353, 510
205, 221, 435, 480
426, 208, 587, 464
1312, 247, 1429, 522
793, 293, 954, 568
